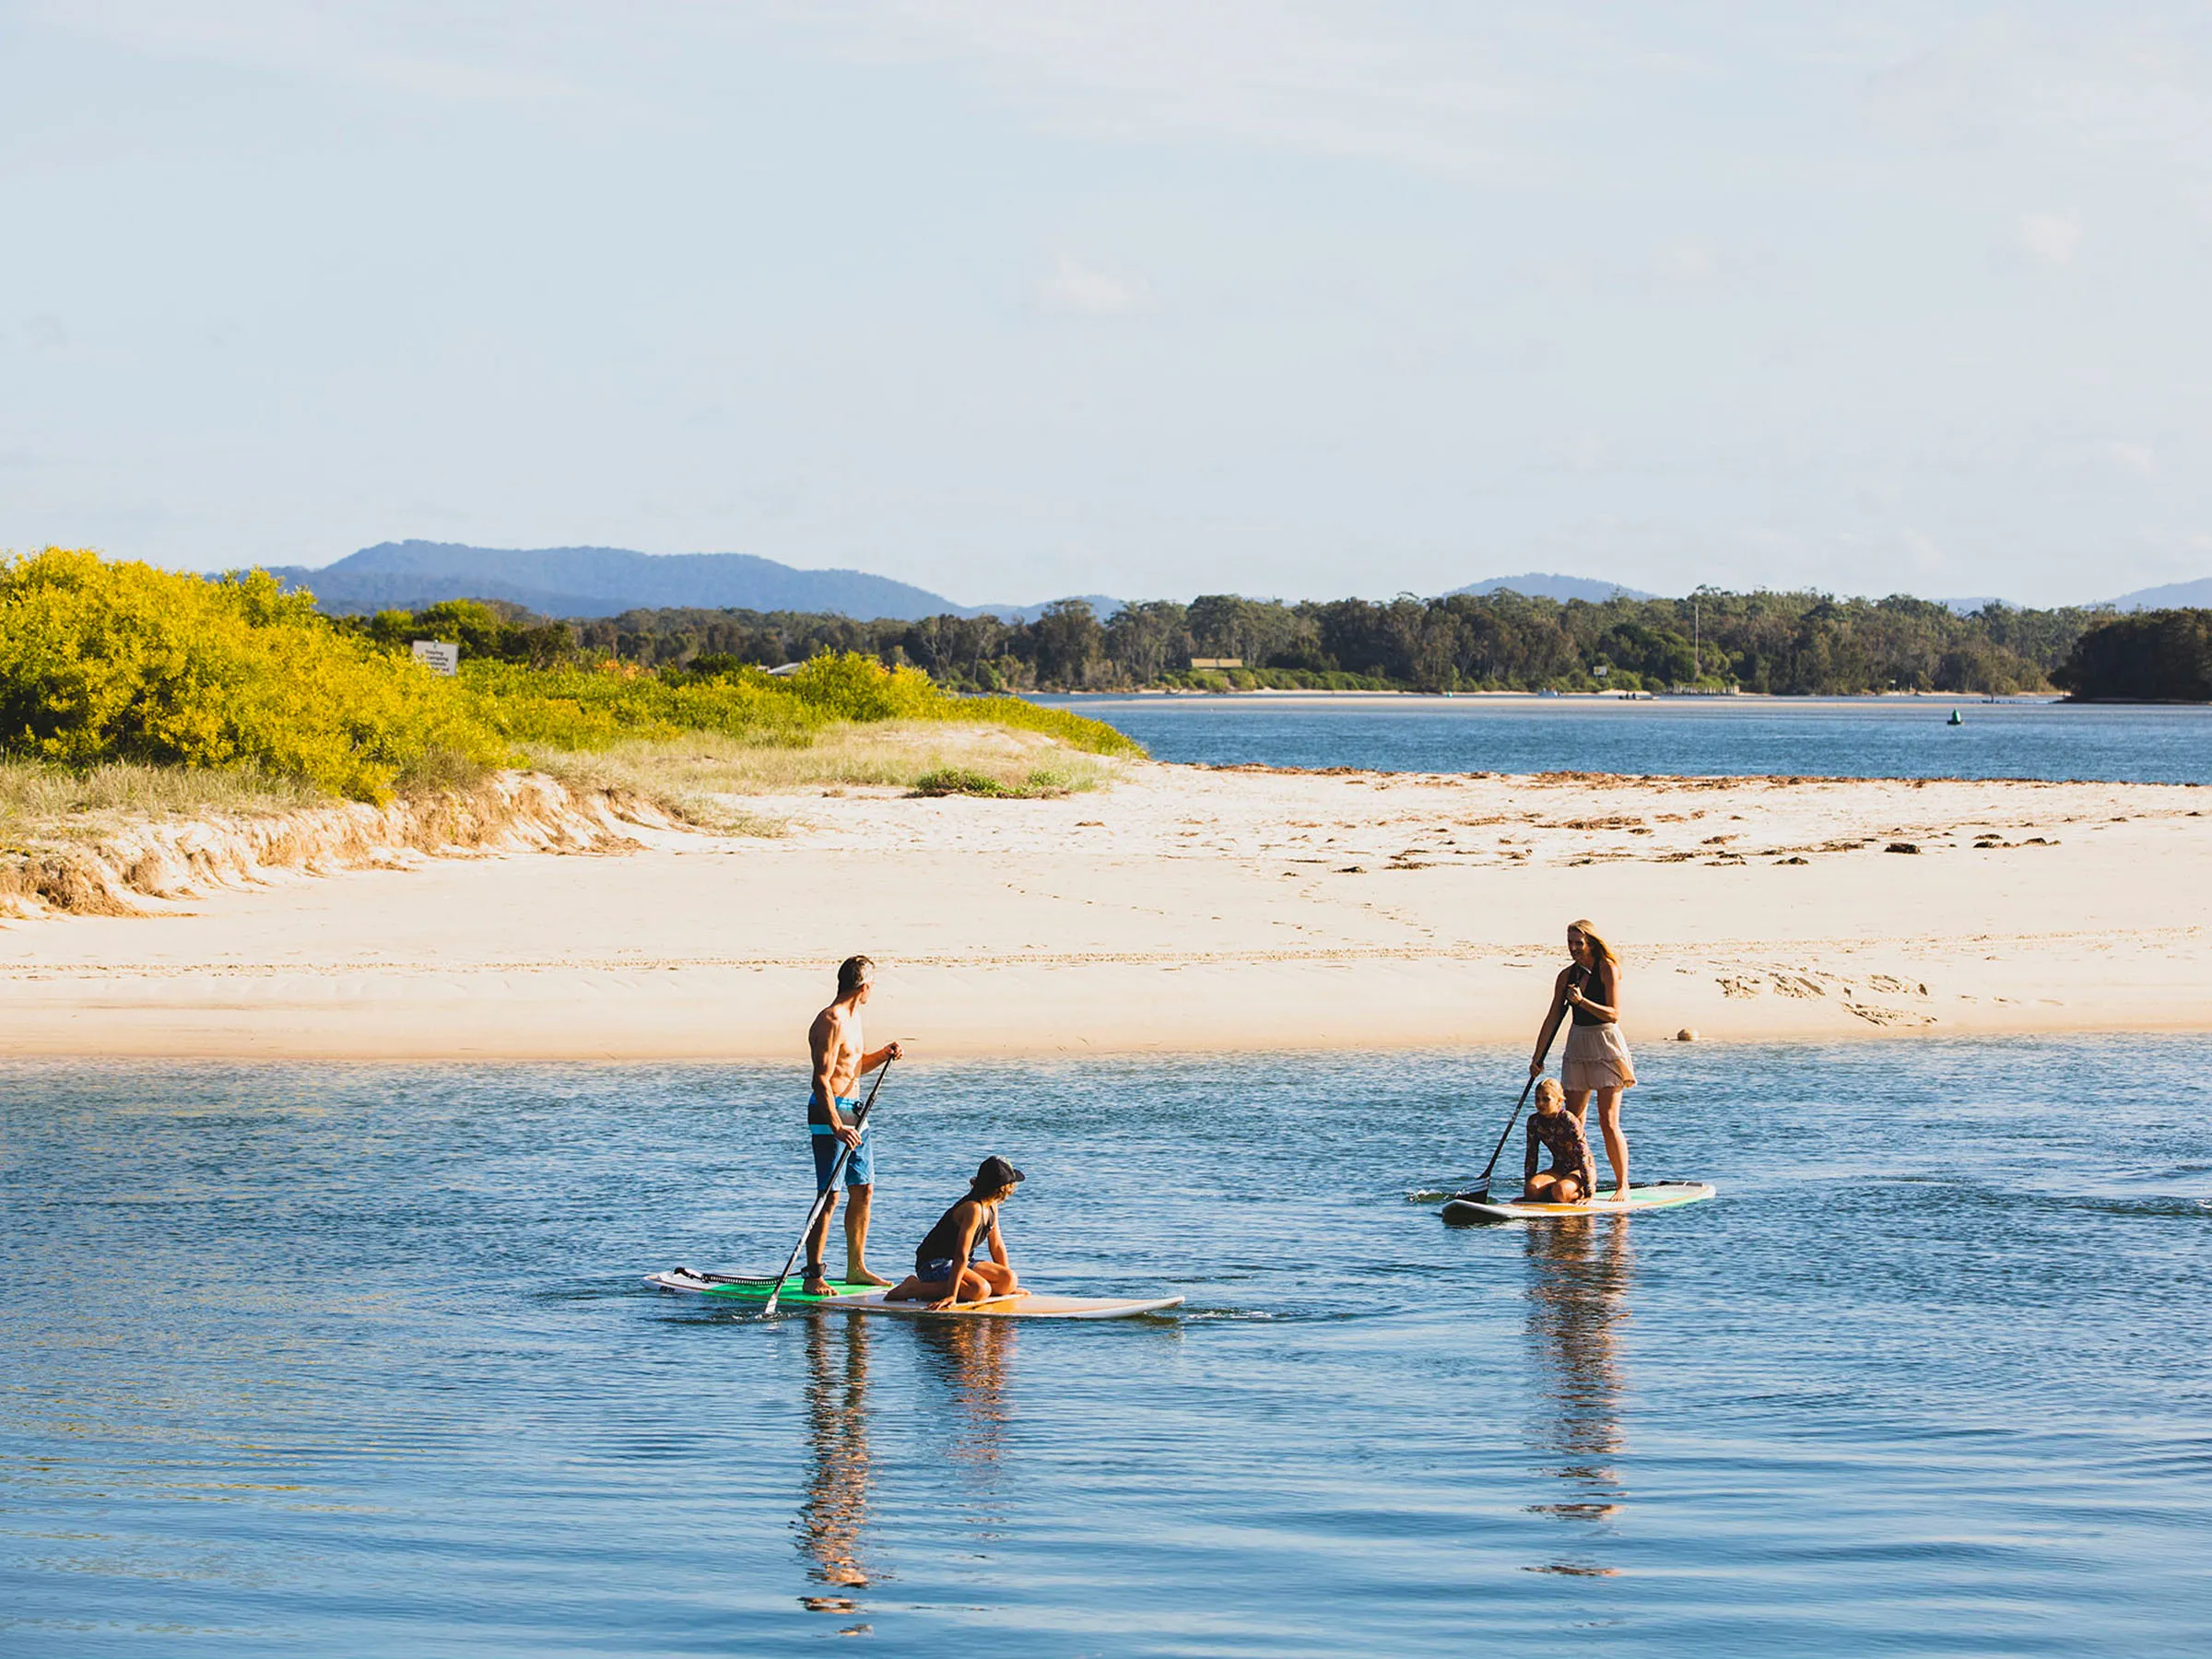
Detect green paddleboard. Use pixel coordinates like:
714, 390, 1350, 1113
645, 1268, 873, 1301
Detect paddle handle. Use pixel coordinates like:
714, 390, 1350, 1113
1469, 969, 1586, 1193
1473, 1072, 1540, 1191
763, 1054, 895, 1315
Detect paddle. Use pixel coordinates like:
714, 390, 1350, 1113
762, 1054, 895, 1316
1454, 969, 1584, 1204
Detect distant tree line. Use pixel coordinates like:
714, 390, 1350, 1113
332, 587, 2212, 699
2051, 609, 2212, 700
339, 597, 580, 668
518, 590, 2107, 696
324, 588, 2212, 700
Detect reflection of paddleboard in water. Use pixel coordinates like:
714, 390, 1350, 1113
1443, 1181, 1715, 1225
647, 1268, 1182, 1320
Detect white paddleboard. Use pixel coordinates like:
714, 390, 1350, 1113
1442, 1180, 1715, 1224
645, 1269, 1182, 1321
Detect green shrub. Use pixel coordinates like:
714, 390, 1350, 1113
344, 599, 579, 668
912, 764, 1084, 799
914, 766, 1013, 797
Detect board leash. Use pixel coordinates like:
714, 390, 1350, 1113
763, 1053, 895, 1317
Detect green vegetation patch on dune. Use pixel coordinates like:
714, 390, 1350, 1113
0, 551, 1141, 806
465, 651, 1140, 759
912, 765, 1087, 799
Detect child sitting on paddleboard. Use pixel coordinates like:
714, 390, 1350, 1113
1524, 1079, 1597, 1205
886, 1156, 1027, 1311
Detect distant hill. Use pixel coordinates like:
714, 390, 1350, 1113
1447, 571, 1656, 603
256, 541, 977, 620
2107, 577, 2212, 613
971, 594, 1125, 624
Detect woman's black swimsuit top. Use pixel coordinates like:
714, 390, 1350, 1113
1569, 965, 1609, 1026
916, 1195, 994, 1267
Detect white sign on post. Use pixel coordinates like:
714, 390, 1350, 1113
411, 640, 461, 677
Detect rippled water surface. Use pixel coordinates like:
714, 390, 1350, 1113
1033, 694, 2212, 784
5, 1041, 2209, 1655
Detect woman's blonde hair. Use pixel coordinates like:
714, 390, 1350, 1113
1568, 918, 1618, 970
1533, 1077, 1565, 1111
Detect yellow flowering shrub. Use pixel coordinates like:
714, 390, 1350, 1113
0, 549, 502, 801
0, 552, 1139, 805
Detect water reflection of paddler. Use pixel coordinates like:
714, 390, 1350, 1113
1523, 1213, 1632, 1554
796, 1313, 876, 1616
912, 1314, 1018, 1481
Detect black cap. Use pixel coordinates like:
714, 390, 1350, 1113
973, 1156, 1024, 1191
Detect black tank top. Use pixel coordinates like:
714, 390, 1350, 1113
1569, 966, 1611, 1026
916, 1195, 994, 1265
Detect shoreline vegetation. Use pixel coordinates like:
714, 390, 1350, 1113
1, 548, 2198, 1052
509, 585, 2206, 702
0, 548, 2194, 937
0, 547, 1135, 912
0, 547, 1136, 803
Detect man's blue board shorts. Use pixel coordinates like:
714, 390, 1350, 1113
809, 1097, 875, 1190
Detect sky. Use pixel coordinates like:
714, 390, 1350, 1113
3, 2, 2209, 609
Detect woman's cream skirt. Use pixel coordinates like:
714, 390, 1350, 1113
1561, 1021, 1637, 1091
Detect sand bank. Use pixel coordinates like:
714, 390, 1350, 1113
0, 763, 2204, 1059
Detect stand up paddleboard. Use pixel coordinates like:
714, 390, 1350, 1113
1441, 1180, 1715, 1225
646, 1267, 1182, 1321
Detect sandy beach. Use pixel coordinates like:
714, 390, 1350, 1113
1, 760, 2202, 1060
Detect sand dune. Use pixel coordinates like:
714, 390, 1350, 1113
0, 762, 2203, 1058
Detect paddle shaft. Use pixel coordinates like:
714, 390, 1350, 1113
763, 1054, 895, 1315
1466, 968, 1587, 1197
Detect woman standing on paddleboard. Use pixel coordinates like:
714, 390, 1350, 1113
1530, 919, 1636, 1202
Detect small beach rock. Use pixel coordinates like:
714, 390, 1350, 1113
1676, 1028, 1699, 1041
1884, 841, 1920, 854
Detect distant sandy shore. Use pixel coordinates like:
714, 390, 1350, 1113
2, 762, 2205, 1060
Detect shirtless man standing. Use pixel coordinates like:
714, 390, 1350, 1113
803, 955, 903, 1296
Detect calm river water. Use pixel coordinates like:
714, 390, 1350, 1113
1031, 694, 2212, 784
6, 1041, 2208, 1655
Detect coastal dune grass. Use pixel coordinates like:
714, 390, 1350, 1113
0, 757, 324, 844
0, 549, 1141, 830
529, 721, 1120, 828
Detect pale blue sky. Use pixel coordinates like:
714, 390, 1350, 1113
3, 3, 2208, 606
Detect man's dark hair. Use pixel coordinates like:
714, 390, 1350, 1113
837, 955, 875, 996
